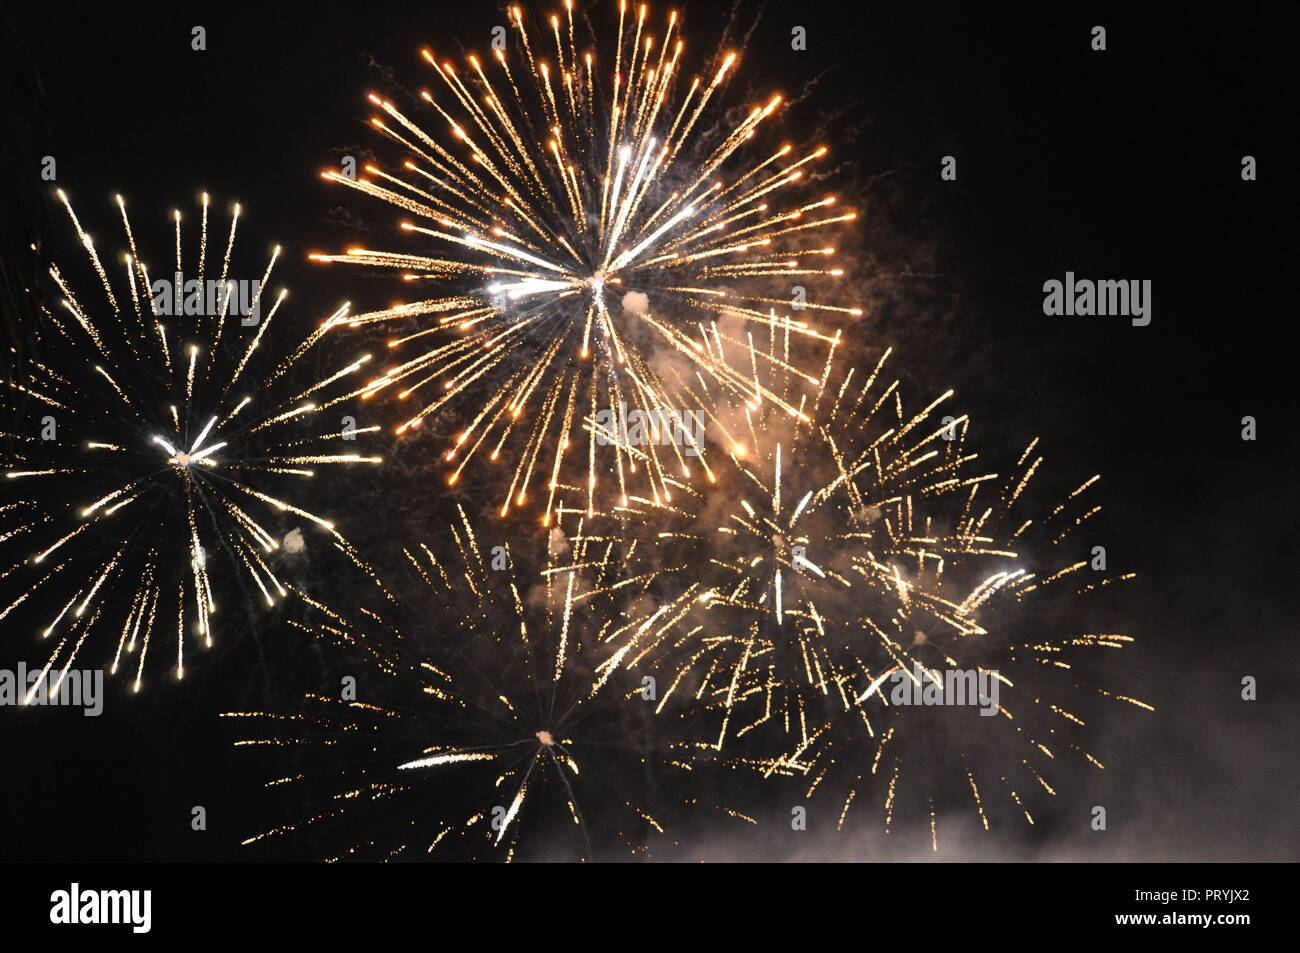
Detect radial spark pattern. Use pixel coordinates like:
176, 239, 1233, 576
315, 2, 857, 525
758, 436, 1155, 841
571, 327, 983, 749
228, 506, 749, 861
568, 328, 1150, 840
0, 192, 380, 691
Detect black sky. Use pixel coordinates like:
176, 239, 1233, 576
1, 1, 1294, 861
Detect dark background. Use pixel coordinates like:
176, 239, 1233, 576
1, 1, 1294, 861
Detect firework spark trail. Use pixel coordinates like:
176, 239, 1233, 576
570, 323, 988, 748
314, 2, 860, 526
0, 192, 381, 691
732, 430, 1150, 840
227, 504, 749, 861
766, 435, 1153, 842
566, 323, 1149, 840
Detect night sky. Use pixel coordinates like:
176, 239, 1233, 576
1, 1, 1293, 863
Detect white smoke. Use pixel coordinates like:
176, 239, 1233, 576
621, 290, 650, 316
282, 528, 306, 554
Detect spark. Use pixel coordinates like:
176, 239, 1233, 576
227, 506, 743, 860
0, 193, 381, 689
566, 327, 1148, 839
316, 3, 857, 526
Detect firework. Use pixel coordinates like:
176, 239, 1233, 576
0, 191, 380, 692
572, 325, 985, 750
313, 2, 858, 526
227, 505, 748, 861
768, 439, 1155, 842
569, 327, 1150, 841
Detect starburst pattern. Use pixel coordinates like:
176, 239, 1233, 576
0, 191, 380, 691
313, 2, 857, 525
573, 328, 986, 751
227, 505, 750, 860
565, 327, 1150, 841
759, 436, 1155, 840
